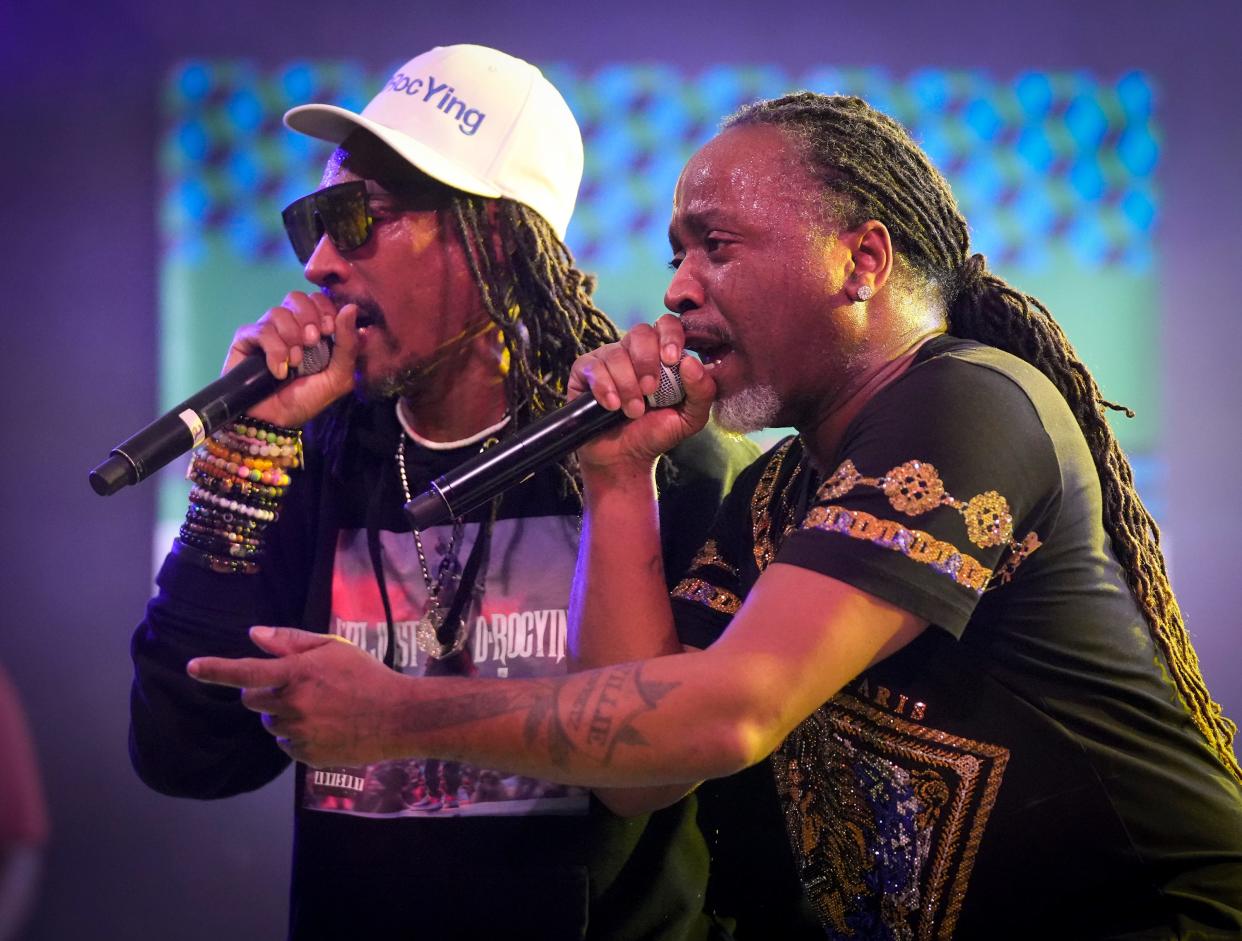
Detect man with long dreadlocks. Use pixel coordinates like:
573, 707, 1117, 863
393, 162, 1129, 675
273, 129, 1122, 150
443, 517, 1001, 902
188, 90, 1242, 939
129, 45, 756, 940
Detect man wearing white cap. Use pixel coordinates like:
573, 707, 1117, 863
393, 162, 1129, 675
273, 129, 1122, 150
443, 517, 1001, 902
130, 44, 754, 940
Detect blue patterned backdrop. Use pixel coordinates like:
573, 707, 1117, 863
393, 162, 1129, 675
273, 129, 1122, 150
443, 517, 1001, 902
158, 63, 1162, 524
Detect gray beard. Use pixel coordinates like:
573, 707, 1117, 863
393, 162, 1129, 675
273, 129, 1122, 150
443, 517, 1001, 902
712, 384, 782, 434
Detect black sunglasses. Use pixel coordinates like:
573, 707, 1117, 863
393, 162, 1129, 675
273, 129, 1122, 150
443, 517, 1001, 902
281, 180, 373, 265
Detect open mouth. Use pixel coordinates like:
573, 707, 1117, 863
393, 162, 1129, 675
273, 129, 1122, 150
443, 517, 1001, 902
352, 309, 388, 343
331, 296, 383, 334
684, 336, 734, 368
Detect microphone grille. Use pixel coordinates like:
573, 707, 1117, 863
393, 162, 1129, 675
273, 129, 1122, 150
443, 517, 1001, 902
297, 339, 333, 377
647, 359, 685, 408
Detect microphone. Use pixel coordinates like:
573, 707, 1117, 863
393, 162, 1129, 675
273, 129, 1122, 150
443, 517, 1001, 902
405, 360, 684, 530
89, 341, 332, 496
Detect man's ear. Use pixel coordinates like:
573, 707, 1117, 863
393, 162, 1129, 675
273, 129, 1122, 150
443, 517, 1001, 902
843, 219, 894, 300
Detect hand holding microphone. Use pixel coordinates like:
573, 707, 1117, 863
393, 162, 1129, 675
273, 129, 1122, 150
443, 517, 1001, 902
220, 291, 360, 430
569, 316, 716, 473
404, 317, 716, 530
89, 292, 359, 496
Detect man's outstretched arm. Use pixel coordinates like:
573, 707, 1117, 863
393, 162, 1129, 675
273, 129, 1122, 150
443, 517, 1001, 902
188, 563, 926, 787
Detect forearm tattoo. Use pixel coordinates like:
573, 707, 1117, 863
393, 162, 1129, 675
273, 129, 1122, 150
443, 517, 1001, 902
403, 664, 679, 770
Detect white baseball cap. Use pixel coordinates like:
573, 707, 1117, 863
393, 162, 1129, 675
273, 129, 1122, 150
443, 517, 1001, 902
284, 44, 583, 239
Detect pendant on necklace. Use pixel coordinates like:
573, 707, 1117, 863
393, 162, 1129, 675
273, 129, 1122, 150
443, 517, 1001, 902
415, 606, 445, 652
416, 606, 466, 659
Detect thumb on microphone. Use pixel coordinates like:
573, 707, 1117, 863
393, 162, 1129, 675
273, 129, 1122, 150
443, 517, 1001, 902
671, 352, 716, 428
251, 304, 360, 429
323, 303, 360, 384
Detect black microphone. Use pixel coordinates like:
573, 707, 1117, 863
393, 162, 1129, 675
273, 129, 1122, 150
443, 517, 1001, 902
88, 341, 332, 496
404, 360, 684, 530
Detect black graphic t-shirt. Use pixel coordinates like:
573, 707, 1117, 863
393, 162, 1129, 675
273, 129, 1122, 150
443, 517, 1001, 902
132, 396, 757, 941
310, 508, 592, 819
674, 336, 1242, 940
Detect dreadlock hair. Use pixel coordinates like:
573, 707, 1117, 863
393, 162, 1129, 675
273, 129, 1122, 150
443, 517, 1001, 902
317, 188, 618, 503
726, 92, 1241, 780
447, 195, 620, 501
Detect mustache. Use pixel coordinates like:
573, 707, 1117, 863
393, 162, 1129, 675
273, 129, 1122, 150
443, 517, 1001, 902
679, 319, 734, 345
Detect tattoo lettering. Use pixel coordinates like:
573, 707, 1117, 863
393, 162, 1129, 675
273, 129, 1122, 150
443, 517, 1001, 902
568, 670, 601, 731
571, 663, 677, 766
586, 670, 624, 745
399, 666, 680, 773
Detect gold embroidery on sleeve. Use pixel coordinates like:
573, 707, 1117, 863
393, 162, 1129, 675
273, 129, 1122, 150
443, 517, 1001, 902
816, 458, 863, 502
817, 458, 1014, 548
802, 505, 993, 593
810, 458, 1041, 589
686, 538, 738, 578
961, 491, 1013, 548
748, 448, 1043, 595
671, 578, 742, 614
881, 460, 947, 515
993, 531, 1042, 585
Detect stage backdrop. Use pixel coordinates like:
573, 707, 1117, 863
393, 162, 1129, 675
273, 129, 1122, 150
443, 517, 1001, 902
157, 62, 1162, 545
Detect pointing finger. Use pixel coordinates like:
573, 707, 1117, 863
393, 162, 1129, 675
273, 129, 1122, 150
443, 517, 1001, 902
187, 655, 290, 689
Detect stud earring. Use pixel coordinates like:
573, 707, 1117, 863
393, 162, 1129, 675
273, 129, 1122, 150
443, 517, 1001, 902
856, 284, 873, 302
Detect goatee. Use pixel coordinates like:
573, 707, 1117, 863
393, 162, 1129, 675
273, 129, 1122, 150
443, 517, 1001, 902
712, 384, 781, 434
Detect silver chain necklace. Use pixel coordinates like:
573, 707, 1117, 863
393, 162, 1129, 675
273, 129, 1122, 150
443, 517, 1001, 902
396, 436, 475, 659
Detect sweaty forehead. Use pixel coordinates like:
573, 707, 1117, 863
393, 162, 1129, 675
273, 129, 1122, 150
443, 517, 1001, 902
673, 125, 817, 224
317, 131, 414, 186
320, 148, 358, 187
320, 131, 404, 186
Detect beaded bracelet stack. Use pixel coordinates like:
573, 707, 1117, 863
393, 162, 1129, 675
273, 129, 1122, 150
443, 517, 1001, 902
176, 416, 303, 575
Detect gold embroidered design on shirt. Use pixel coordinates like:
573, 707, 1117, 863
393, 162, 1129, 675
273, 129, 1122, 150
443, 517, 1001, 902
752, 438, 799, 571
962, 491, 1013, 548
815, 458, 863, 502
686, 538, 737, 577
672, 533, 746, 616
670, 577, 742, 615
772, 692, 1009, 940
812, 458, 1040, 589
677, 440, 806, 616
882, 459, 947, 515
994, 531, 1042, 584
802, 505, 993, 593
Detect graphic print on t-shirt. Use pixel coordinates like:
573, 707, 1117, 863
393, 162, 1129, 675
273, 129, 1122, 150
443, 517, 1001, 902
773, 688, 1008, 938
303, 515, 590, 818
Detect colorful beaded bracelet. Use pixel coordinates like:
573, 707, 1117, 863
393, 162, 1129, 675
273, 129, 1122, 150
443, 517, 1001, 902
178, 415, 301, 575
